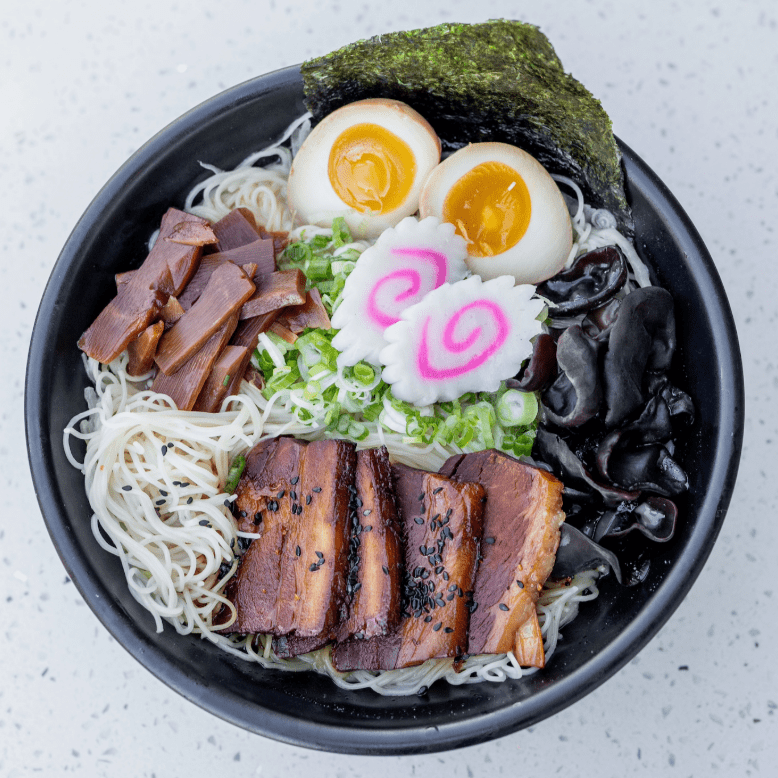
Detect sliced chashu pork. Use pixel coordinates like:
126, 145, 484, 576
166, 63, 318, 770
333, 464, 484, 671
439, 449, 565, 668
217, 437, 355, 640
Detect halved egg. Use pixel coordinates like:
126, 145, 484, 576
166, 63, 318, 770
419, 142, 573, 285
287, 98, 441, 239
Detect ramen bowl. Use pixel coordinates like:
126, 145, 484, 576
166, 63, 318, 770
25, 65, 744, 754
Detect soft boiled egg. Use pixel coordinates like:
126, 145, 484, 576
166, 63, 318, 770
419, 142, 573, 285
287, 98, 441, 239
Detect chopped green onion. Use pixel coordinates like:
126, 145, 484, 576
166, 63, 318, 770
496, 390, 539, 427
331, 216, 352, 248
353, 362, 376, 386
222, 374, 231, 387
225, 454, 246, 494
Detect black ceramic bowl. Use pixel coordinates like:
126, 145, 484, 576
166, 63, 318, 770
26, 65, 743, 754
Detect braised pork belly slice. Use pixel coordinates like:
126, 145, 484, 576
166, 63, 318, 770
337, 447, 403, 643
333, 465, 484, 672
127, 321, 164, 377
218, 438, 356, 640
150, 313, 238, 411
275, 440, 356, 638
276, 288, 332, 334
178, 242, 274, 310
439, 450, 565, 668
215, 437, 309, 633
192, 345, 249, 413
239, 270, 307, 320
155, 262, 255, 376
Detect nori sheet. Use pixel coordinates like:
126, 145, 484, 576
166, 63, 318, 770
301, 19, 633, 235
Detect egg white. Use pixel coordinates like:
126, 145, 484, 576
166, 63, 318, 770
418, 142, 573, 285
287, 99, 441, 239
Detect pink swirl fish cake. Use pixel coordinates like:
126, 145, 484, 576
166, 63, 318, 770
331, 217, 468, 366
380, 275, 545, 406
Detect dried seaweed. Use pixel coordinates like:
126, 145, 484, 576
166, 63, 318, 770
302, 19, 632, 234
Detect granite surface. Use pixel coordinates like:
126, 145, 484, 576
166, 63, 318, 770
3, 0, 776, 775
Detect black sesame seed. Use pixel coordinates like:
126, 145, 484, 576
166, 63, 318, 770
435, 597, 445, 607
254, 512, 263, 524
316, 551, 324, 559
444, 627, 454, 634
448, 584, 457, 592
352, 582, 361, 591
418, 493, 425, 501
432, 514, 440, 523
445, 508, 452, 518
363, 525, 372, 532
187, 497, 193, 504
421, 569, 430, 579
313, 486, 322, 493
230, 538, 235, 549
291, 476, 299, 485
295, 546, 301, 557
309, 564, 319, 572
161, 445, 167, 456
277, 490, 285, 499
433, 487, 443, 495
442, 571, 449, 581
499, 603, 510, 612
435, 566, 444, 575
122, 485, 133, 492
516, 580, 524, 589
363, 509, 372, 516
424, 615, 432, 623
306, 495, 312, 505
469, 602, 478, 613
155, 499, 165, 506
238, 510, 247, 518
355, 497, 363, 508
414, 517, 424, 525
159, 490, 168, 497
433, 622, 442, 632
382, 565, 389, 575
447, 592, 456, 601
419, 545, 427, 555
484, 537, 496, 545
290, 490, 297, 501
198, 519, 210, 527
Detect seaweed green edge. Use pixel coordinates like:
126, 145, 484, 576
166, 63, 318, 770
301, 19, 632, 234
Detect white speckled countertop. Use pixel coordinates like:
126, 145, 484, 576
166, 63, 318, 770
3, 0, 776, 774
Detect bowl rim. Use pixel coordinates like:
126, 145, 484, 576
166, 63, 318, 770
25, 64, 745, 754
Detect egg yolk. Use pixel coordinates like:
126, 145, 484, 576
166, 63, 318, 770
443, 161, 532, 257
328, 123, 416, 214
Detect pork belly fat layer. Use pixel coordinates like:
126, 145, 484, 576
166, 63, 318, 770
333, 465, 484, 671
340, 447, 403, 641
440, 450, 565, 666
